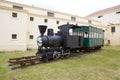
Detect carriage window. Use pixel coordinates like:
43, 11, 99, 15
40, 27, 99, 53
78, 32, 80, 36
100, 33, 101, 38
94, 33, 97, 38
79, 32, 81, 36
99, 33, 100, 38
73, 32, 77, 35
91, 32, 93, 38
69, 29, 73, 35
89, 32, 91, 38
84, 32, 88, 38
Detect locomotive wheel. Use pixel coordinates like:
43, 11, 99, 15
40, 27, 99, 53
42, 53, 49, 62
53, 51, 61, 60
64, 49, 70, 58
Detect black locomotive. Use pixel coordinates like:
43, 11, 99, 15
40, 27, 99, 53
36, 24, 104, 62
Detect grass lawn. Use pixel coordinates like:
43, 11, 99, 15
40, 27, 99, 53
0, 46, 120, 80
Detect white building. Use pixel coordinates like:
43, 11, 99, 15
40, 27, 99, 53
86, 5, 120, 46
0, 0, 103, 51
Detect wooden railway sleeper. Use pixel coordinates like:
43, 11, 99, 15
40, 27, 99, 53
8, 56, 42, 67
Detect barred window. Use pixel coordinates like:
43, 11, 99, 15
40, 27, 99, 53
56, 21, 59, 24
111, 27, 115, 32
98, 15, 103, 18
29, 35, 34, 39
12, 34, 17, 39
88, 20, 92, 24
116, 11, 120, 14
47, 12, 54, 17
13, 5, 23, 10
44, 19, 48, 23
71, 17, 76, 21
12, 12, 17, 17
30, 17, 34, 21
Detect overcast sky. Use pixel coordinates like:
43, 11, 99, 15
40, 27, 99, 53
7, 0, 120, 17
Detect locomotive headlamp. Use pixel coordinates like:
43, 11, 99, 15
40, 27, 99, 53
37, 37, 42, 47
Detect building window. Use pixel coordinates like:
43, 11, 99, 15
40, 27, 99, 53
98, 15, 103, 18
13, 5, 23, 10
12, 12, 17, 17
67, 22, 69, 24
88, 20, 92, 24
71, 17, 76, 21
56, 21, 59, 24
29, 35, 34, 39
12, 34, 17, 39
47, 12, 54, 17
111, 27, 115, 32
108, 40, 110, 45
30, 17, 34, 21
44, 19, 48, 23
116, 11, 120, 14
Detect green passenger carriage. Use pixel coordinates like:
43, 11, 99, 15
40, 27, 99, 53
73, 26, 104, 49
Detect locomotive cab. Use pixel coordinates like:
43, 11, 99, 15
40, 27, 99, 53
58, 24, 83, 49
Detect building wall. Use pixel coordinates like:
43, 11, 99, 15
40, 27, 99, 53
89, 12, 120, 25
0, 1, 104, 51
0, 7, 27, 51
105, 25, 120, 46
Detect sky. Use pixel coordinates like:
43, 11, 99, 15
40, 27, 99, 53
7, 0, 120, 17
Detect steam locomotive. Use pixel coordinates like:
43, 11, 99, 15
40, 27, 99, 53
36, 24, 104, 62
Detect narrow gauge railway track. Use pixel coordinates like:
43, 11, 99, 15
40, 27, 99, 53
7, 50, 99, 69
8, 56, 41, 67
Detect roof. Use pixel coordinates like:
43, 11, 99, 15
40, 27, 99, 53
86, 5, 120, 18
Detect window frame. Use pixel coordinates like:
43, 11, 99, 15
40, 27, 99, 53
111, 27, 115, 32
12, 12, 17, 18
88, 20, 92, 24
12, 34, 17, 39
116, 11, 120, 14
97, 15, 103, 18
13, 5, 23, 10
29, 35, 34, 39
47, 12, 54, 17
56, 21, 59, 24
30, 17, 34, 21
71, 16, 76, 21
44, 19, 48, 23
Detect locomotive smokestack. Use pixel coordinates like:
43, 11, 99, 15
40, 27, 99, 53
38, 25, 47, 36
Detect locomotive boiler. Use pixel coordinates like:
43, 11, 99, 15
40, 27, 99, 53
37, 25, 62, 48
